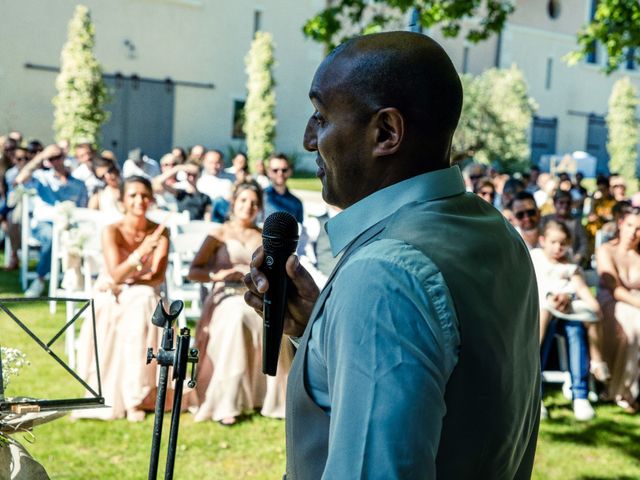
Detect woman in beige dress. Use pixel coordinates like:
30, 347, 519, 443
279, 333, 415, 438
75, 175, 169, 421
596, 204, 640, 412
188, 181, 292, 425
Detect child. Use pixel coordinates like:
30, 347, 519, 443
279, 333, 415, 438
531, 220, 609, 420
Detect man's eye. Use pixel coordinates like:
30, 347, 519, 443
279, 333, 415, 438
313, 112, 325, 125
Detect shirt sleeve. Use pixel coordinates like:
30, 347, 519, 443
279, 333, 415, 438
317, 239, 460, 480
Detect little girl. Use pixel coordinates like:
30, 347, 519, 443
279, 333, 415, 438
531, 220, 608, 380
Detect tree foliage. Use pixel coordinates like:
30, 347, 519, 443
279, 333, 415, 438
303, 0, 514, 50
606, 77, 639, 182
243, 32, 277, 166
305, 0, 639, 74
569, 0, 640, 74
52, 5, 108, 150
452, 66, 537, 173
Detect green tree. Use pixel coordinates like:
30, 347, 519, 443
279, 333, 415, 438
304, 0, 639, 73
452, 66, 537, 173
243, 32, 277, 166
52, 5, 108, 150
570, 0, 640, 74
607, 77, 639, 183
304, 1, 513, 50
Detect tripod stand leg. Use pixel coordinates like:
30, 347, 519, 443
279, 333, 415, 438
164, 333, 189, 480
148, 364, 170, 480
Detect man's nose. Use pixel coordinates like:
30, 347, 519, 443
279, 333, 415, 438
303, 119, 317, 152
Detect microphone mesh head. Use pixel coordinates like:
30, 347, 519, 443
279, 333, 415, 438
262, 211, 299, 251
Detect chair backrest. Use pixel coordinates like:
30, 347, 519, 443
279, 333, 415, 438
49, 207, 113, 300
20, 193, 39, 290
176, 220, 214, 236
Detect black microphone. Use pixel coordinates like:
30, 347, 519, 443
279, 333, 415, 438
261, 211, 299, 376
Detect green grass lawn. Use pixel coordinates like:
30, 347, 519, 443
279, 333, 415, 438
2, 256, 640, 478
289, 172, 322, 192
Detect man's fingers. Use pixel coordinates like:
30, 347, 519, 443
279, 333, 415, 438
243, 290, 264, 317
285, 255, 319, 298
249, 247, 268, 293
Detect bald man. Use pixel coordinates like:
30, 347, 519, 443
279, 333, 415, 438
246, 32, 539, 479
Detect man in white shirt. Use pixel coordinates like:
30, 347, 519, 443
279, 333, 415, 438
122, 148, 160, 179
195, 149, 234, 203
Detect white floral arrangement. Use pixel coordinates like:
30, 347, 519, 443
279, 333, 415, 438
1, 347, 29, 391
60, 223, 93, 258
55, 200, 77, 231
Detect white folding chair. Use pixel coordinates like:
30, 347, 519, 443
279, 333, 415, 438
19, 193, 40, 291
165, 224, 220, 327
49, 208, 108, 313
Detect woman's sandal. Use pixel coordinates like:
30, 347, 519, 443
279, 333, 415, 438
218, 417, 237, 427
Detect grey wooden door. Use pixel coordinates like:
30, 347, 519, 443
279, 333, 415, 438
100, 75, 175, 165
531, 116, 557, 165
586, 114, 609, 175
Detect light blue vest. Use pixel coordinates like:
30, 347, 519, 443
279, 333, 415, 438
286, 191, 540, 479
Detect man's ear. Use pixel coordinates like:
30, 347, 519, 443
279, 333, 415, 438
372, 108, 404, 157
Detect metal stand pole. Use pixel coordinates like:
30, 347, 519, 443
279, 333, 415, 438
146, 301, 198, 480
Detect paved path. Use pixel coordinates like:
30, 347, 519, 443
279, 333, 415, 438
291, 188, 326, 216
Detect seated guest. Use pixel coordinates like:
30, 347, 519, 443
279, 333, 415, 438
596, 204, 640, 412
570, 171, 588, 219
15, 144, 88, 297
152, 153, 187, 211
71, 142, 103, 196
473, 176, 496, 206
74, 176, 169, 421
188, 182, 292, 425
532, 220, 607, 421
1, 147, 31, 270
610, 175, 627, 202
196, 150, 234, 204
188, 144, 206, 164
225, 152, 250, 182
462, 162, 486, 192
541, 190, 589, 267
171, 146, 187, 164
511, 191, 540, 249
123, 148, 160, 179
252, 158, 270, 190
88, 156, 123, 217
264, 153, 303, 223
167, 161, 211, 221
497, 177, 524, 211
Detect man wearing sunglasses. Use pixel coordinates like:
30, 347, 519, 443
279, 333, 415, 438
14, 143, 88, 297
512, 191, 541, 249
264, 153, 303, 223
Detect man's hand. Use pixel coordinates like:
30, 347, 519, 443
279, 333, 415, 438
244, 246, 320, 338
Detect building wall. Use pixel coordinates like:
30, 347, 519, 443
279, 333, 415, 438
0, 0, 325, 163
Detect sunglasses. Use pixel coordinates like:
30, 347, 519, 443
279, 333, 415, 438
479, 190, 494, 197
270, 168, 290, 174
162, 162, 176, 167
514, 209, 537, 220
48, 154, 64, 161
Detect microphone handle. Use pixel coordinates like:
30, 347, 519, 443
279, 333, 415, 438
262, 251, 289, 376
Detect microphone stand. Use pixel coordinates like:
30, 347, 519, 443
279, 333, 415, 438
146, 300, 199, 480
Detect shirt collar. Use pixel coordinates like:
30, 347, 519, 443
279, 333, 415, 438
326, 165, 465, 256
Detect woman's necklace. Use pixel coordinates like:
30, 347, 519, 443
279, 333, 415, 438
121, 222, 147, 244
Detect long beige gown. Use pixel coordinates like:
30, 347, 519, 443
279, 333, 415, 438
598, 272, 640, 404
193, 238, 293, 422
73, 247, 163, 420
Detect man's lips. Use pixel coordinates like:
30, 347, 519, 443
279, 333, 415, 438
316, 157, 325, 178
